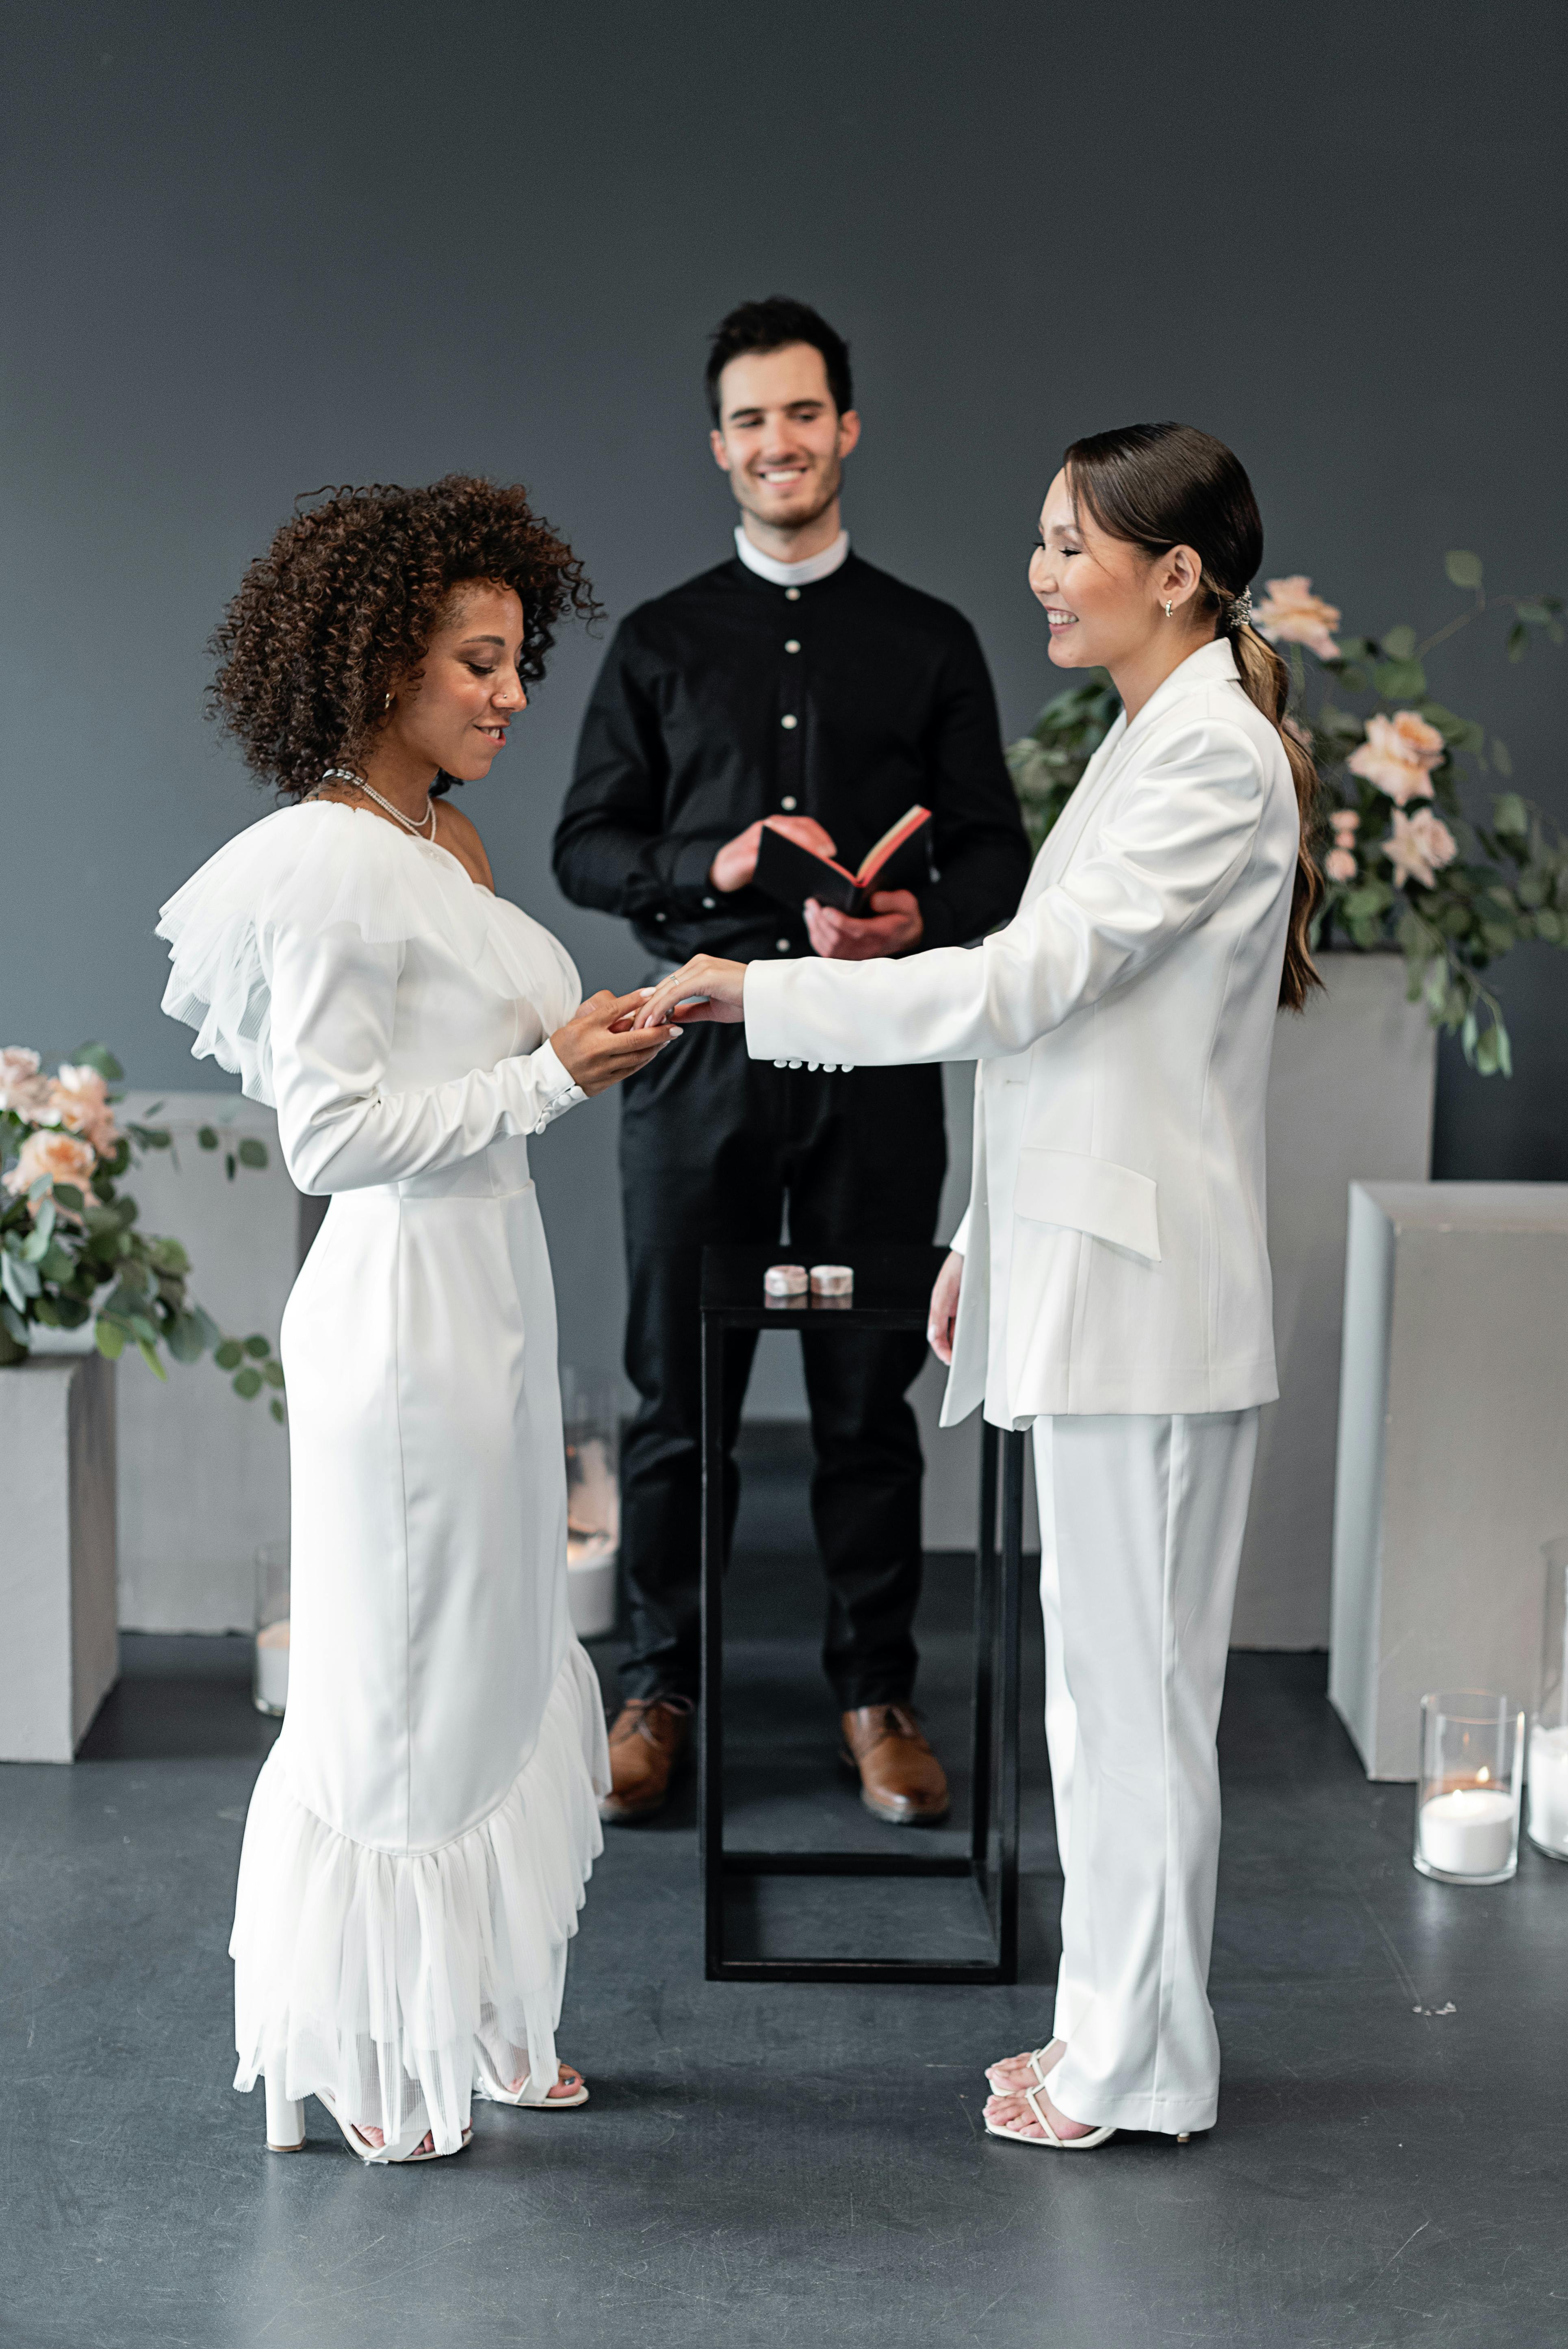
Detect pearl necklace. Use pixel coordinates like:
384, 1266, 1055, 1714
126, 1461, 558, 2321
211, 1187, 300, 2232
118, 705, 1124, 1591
319, 767, 437, 842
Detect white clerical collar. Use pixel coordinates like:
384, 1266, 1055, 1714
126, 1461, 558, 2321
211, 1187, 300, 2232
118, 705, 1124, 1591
733, 525, 850, 588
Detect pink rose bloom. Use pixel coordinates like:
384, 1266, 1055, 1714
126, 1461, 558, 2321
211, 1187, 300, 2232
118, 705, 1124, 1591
1329, 807, 1360, 841
1254, 576, 1342, 662
0, 1046, 49, 1118
1346, 713, 1441, 806
47, 1064, 118, 1156
1325, 847, 1358, 883
3, 1126, 98, 1206
1383, 806, 1459, 891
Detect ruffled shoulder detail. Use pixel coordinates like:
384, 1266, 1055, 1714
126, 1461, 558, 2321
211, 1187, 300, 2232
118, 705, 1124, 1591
156, 802, 579, 1104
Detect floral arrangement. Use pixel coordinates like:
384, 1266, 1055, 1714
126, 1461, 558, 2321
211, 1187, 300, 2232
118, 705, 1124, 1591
0, 1042, 285, 1412
1006, 553, 1566, 1074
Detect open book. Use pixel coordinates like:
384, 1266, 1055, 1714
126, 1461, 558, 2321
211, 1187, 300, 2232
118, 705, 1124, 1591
753, 805, 932, 917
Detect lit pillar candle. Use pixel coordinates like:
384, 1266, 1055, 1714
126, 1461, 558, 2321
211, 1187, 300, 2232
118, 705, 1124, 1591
1418, 1786, 1515, 1877
1528, 1723, 1568, 1856
254, 1619, 289, 1714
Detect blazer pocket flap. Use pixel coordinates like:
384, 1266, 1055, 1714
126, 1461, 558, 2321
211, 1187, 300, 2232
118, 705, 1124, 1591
1013, 1147, 1161, 1262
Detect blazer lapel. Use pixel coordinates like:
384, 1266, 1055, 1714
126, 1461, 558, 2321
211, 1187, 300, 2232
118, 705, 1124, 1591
1021, 639, 1243, 904
1021, 716, 1127, 908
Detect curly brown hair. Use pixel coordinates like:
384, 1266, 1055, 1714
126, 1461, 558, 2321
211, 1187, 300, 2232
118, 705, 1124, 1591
208, 475, 601, 797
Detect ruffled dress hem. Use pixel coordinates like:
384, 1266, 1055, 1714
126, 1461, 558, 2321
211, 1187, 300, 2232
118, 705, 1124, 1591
231, 1642, 608, 2157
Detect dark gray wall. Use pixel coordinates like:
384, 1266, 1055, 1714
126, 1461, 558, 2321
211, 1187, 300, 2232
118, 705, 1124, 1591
4, 1, 1565, 1376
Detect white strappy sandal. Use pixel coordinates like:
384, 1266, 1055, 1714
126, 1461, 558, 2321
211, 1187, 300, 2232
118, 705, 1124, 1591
265, 2069, 472, 2163
472, 2050, 589, 2110
985, 2037, 1066, 2093
984, 2078, 1117, 2152
316, 2087, 474, 2163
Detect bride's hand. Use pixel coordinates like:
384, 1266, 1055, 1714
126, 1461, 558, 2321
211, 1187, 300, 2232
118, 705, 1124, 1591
927, 1249, 963, 1365
551, 990, 683, 1096
634, 957, 747, 1030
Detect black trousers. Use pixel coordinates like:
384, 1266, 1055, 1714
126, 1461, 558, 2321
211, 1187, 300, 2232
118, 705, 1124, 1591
617, 1018, 948, 1709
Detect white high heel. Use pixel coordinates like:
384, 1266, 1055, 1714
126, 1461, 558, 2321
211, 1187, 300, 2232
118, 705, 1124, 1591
985, 2037, 1065, 2093
265, 2068, 305, 2154
316, 2085, 473, 2164
473, 2048, 589, 2109
985, 2079, 1117, 2152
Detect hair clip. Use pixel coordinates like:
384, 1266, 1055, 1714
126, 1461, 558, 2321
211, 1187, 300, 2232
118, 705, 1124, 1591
1228, 587, 1254, 631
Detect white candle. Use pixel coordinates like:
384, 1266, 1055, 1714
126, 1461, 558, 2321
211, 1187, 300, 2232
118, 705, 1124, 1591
1528, 1723, 1568, 1855
1418, 1786, 1515, 1878
255, 1619, 290, 1713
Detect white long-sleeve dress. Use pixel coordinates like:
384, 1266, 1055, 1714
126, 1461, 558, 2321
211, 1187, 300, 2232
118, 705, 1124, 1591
158, 799, 609, 2158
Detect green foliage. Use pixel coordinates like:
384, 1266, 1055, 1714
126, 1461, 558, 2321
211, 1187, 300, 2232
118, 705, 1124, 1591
0, 1054, 285, 1408
1004, 672, 1122, 855
1004, 553, 1566, 1078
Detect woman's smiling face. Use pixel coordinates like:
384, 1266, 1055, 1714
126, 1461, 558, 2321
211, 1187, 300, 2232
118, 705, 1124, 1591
384, 581, 529, 782
1029, 467, 1167, 673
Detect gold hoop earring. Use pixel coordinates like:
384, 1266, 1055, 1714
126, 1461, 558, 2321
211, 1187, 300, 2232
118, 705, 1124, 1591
1165, 601, 1174, 619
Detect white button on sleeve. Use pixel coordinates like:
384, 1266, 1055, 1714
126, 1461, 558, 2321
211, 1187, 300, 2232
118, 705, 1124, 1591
780, 714, 798, 731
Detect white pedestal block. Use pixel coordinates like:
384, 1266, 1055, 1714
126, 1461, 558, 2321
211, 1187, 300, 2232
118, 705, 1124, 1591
0, 1355, 117, 1760
113, 1092, 301, 1632
1232, 953, 1435, 1646
1329, 1183, 1568, 1780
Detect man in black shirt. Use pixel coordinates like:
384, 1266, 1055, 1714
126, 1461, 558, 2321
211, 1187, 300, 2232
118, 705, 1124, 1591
553, 298, 1029, 1825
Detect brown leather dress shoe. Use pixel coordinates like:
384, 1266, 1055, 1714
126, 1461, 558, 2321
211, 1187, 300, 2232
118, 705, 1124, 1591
840, 1704, 950, 1826
600, 1696, 695, 1824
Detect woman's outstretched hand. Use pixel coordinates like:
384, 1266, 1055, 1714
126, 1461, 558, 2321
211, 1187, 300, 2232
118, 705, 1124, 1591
634, 957, 748, 1030
927, 1249, 964, 1365
551, 990, 683, 1095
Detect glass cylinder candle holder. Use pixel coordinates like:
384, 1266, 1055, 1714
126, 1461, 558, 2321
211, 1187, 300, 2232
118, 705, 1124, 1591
254, 1537, 290, 1717
1527, 1538, 1568, 1862
1414, 1690, 1522, 1885
562, 1369, 620, 1641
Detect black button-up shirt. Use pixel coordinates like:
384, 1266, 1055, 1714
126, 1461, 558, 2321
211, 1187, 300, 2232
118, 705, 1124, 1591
552, 551, 1031, 967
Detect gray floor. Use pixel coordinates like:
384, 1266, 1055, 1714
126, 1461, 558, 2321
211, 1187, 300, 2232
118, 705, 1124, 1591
4, 1434, 1566, 2349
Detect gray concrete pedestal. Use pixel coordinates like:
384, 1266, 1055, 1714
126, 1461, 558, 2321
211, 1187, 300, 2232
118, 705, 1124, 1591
0, 1353, 117, 1760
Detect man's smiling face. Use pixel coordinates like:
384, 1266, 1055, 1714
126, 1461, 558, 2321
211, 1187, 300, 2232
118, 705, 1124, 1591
710, 341, 860, 536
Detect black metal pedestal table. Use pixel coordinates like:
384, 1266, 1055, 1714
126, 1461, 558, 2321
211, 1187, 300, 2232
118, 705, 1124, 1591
699, 1243, 1025, 1985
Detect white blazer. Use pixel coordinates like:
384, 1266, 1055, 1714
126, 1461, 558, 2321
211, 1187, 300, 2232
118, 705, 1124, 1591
744, 638, 1300, 1425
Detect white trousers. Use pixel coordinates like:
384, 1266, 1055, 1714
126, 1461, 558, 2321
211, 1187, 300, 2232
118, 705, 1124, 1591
1032, 1407, 1258, 2137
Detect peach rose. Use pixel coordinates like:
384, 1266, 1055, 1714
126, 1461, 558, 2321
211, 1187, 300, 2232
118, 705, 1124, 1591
1329, 807, 1360, 840
1347, 711, 1443, 805
1254, 576, 1342, 662
1325, 848, 1358, 883
0, 1046, 48, 1118
1383, 806, 1459, 892
46, 1064, 118, 1156
3, 1126, 98, 1206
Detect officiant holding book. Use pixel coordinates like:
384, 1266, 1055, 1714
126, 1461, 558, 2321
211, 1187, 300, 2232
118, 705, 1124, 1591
553, 297, 1030, 1824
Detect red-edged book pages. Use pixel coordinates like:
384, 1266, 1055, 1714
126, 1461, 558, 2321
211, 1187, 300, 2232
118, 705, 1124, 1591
753, 805, 933, 916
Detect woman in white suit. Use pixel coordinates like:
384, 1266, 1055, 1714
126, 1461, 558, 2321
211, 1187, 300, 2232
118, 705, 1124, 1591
636, 423, 1321, 2151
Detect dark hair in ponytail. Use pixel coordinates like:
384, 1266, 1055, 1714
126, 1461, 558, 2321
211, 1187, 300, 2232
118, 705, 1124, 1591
1063, 422, 1322, 1012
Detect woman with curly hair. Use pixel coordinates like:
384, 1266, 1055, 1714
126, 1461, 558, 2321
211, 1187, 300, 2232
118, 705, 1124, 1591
158, 477, 679, 2163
